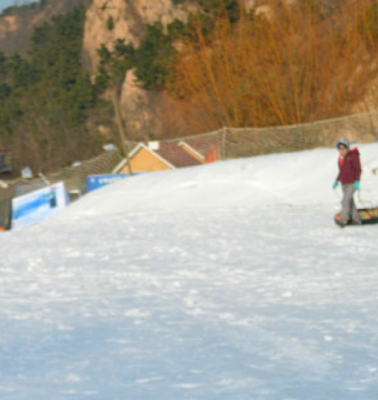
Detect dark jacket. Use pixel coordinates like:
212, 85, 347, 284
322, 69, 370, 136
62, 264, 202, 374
337, 148, 361, 184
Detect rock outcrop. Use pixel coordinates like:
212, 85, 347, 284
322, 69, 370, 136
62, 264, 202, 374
119, 69, 164, 140
82, 0, 196, 75
0, 16, 19, 41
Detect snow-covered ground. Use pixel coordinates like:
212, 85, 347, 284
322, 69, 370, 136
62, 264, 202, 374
2, 144, 378, 399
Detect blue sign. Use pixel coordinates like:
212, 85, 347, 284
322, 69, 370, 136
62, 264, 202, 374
11, 182, 70, 230
87, 174, 128, 192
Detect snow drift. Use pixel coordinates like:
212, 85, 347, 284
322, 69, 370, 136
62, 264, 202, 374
53, 143, 378, 223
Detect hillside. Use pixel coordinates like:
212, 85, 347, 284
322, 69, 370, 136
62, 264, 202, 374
0, 3, 113, 175
2, 145, 378, 398
1, 0, 378, 176
0, 0, 90, 57
86, 0, 378, 138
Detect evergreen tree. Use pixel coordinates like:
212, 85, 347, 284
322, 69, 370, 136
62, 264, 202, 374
0, 6, 104, 173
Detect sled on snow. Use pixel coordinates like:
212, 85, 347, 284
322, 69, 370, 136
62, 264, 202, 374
334, 208, 378, 226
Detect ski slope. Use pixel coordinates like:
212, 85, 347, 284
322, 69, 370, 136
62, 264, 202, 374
2, 144, 378, 400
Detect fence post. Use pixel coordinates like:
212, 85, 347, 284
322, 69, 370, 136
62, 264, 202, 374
221, 127, 227, 160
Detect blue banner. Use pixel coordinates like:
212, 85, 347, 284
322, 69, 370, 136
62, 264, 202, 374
11, 182, 70, 230
87, 174, 128, 192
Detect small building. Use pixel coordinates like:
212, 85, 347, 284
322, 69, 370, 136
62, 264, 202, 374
113, 141, 206, 174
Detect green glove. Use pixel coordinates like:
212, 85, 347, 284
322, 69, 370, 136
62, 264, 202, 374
354, 181, 360, 190
333, 180, 339, 189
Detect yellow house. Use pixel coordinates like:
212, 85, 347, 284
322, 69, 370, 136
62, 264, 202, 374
113, 141, 205, 174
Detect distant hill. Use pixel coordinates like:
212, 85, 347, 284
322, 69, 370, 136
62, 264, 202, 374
0, 0, 90, 57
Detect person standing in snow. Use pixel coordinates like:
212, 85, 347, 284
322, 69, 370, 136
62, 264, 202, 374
332, 137, 361, 227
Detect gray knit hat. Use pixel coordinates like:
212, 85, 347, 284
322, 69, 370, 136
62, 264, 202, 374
336, 137, 350, 149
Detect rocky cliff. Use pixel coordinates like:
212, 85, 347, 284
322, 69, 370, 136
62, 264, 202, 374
82, 0, 198, 75
82, 0, 204, 139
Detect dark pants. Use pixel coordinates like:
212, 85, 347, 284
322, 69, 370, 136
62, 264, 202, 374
340, 184, 360, 224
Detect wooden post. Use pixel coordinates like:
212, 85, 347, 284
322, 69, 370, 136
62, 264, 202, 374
112, 91, 133, 176
221, 126, 227, 160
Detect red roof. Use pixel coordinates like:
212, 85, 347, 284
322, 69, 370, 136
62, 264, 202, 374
155, 142, 202, 168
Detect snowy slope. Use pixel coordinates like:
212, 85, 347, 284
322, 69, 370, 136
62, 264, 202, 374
52, 143, 378, 221
2, 144, 378, 400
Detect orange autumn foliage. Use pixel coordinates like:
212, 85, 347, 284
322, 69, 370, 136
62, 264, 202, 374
163, 0, 378, 136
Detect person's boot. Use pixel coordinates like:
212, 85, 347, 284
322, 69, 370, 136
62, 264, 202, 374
337, 219, 347, 228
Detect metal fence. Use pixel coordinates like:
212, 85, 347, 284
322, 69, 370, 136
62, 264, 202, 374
151, 110, 378, 161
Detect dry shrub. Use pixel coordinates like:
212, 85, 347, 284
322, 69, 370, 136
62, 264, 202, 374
163, 0, 378, 136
